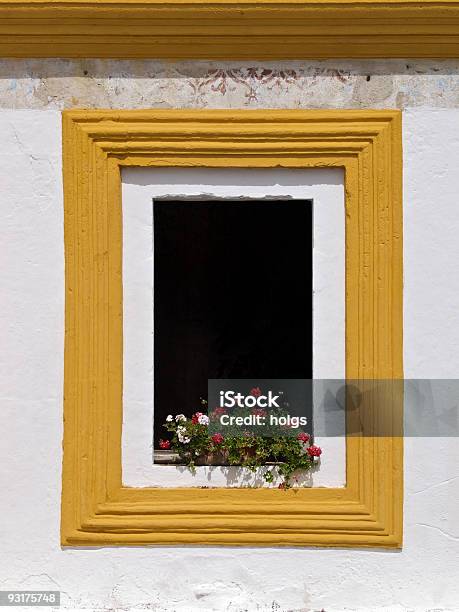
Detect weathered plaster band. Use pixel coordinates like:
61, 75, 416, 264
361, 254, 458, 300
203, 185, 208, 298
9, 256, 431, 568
1, 59, 459, 110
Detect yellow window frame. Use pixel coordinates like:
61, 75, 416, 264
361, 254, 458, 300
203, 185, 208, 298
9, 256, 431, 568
61, 109, 403, 548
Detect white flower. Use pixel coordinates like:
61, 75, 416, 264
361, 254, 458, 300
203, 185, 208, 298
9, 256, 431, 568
175, 414, 186, 422
198, 414, 209, 426
177, 426, 190, 444
166, 415, 173, 422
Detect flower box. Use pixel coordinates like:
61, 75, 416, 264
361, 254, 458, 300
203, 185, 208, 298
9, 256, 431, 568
158, 391, 322, 488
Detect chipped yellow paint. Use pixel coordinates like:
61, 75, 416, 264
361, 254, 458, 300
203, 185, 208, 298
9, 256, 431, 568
61, 109, 403, 547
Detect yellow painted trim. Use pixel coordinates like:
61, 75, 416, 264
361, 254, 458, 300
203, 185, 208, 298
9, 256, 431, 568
61, 109, 403, 548
1, 0, 459, 58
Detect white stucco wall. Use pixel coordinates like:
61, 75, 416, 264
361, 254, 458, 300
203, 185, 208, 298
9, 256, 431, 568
1, 108, 459, 611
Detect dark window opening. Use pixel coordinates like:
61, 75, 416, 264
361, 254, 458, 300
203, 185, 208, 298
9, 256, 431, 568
153, 199, 313, 449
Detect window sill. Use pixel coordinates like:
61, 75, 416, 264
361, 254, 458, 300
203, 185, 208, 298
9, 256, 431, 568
154, 449, 298, 467
154, 449, 245, 466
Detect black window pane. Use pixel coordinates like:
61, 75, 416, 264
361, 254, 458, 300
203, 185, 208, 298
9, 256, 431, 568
154, 200, 312, 444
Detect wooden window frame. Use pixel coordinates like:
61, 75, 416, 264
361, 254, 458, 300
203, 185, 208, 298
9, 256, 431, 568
61, 109, 403, 548
1, 1, 459, 59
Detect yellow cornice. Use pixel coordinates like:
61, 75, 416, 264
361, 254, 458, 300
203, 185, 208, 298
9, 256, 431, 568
0, 0, 459, 58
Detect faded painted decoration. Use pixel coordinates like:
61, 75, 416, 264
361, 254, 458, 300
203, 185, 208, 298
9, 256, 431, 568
1, 60, 459, 110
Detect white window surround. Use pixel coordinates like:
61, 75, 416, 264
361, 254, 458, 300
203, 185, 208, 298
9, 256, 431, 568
121, 167, 345, 488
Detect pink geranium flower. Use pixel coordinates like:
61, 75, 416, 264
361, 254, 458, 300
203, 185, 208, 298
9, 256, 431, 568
307, 445, 322, 457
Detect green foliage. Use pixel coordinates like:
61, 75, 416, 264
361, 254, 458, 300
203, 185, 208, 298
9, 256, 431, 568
161, 398, 321, 488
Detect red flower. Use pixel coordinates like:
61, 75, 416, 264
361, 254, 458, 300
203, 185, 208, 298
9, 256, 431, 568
307, 444, 322, 457
211, 433, 224, 445
192, 412, 203, 424
250, 387, 262, 397
159, 439, 171, 449
252, 408, 267, 417
278, 482, 286, 490
297, 432, 310, 443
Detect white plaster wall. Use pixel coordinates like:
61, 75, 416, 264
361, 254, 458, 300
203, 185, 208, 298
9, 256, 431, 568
1, 108, 459, 611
